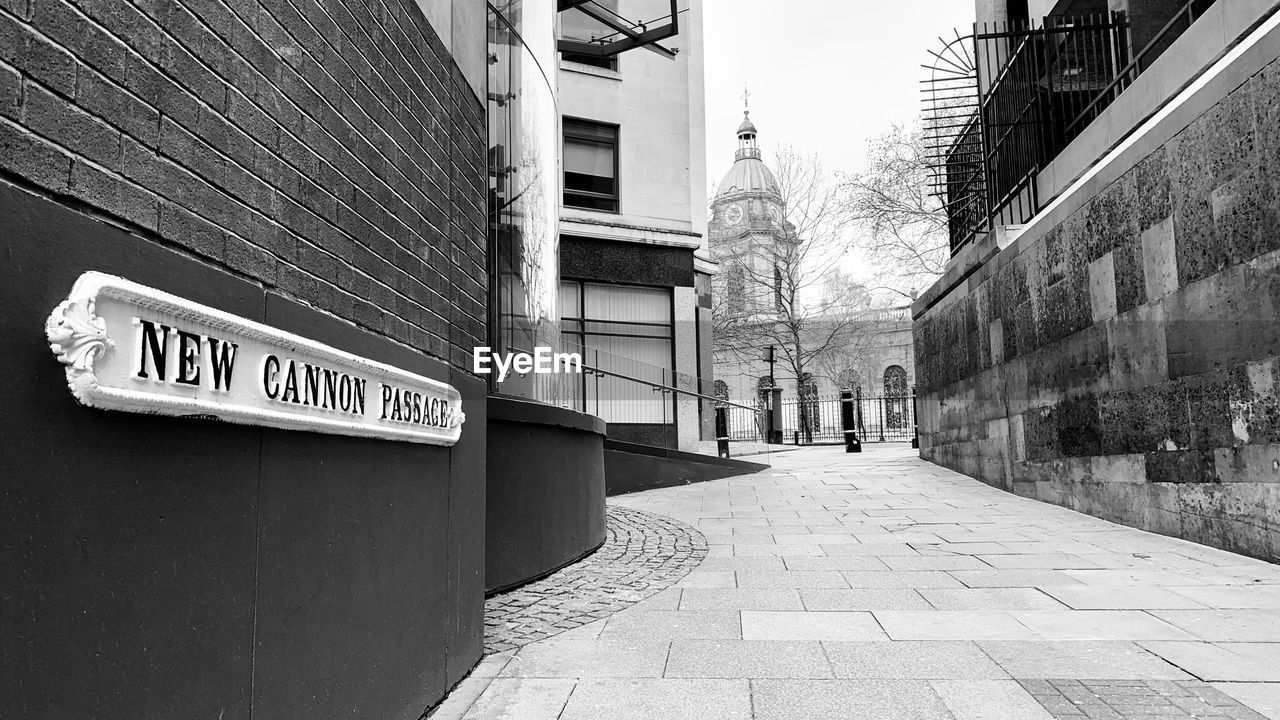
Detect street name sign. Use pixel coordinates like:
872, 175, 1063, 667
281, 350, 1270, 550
45, 271, 464, 445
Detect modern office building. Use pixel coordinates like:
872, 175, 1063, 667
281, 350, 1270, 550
915, 0, 1280, 558
552, 0, 714, 451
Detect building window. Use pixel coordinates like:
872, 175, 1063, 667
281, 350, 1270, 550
884, 365, 908, 429
562, 51, 617, 70
725, 263, 746, 316
713, 380, 729, 407
564, 118, 619, 212
798, 372, 821, 437
562, 280, 673, 423
837, 367, 861, 391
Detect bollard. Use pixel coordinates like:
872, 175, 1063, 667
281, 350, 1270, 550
911, 387, 920, 449
840, 389, 862, 453
715, 406, 730, 458
768, 387, 784, 444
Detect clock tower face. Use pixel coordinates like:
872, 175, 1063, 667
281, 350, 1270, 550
723, 203, 744, 226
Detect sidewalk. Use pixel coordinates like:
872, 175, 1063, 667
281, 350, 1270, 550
437, 444, 1280, 720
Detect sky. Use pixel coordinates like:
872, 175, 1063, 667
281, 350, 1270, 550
701, 0, 978, 190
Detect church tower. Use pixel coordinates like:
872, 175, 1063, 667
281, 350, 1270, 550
709, 108, 795, 319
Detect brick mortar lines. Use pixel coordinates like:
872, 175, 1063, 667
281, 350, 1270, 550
0, 0, 487, 368
482, 506, 709, 655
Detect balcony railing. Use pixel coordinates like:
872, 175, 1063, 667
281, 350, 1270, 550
924, 0, 1218, 255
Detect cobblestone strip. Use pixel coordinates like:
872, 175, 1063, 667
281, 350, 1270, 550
1018, 679, 1269, 719
482, 505, 707, 654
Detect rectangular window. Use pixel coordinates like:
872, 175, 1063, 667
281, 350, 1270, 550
561, 51, 617, 70
561, 280, 673, 423
564, 118, 619, 212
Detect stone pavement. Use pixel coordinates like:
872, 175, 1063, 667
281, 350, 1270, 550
433, 445, 1280, 720
484, 506, 706, 653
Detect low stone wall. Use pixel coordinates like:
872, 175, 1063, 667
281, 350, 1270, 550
913, 25, 1280, 561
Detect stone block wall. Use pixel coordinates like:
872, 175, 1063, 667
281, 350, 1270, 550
914, 54, 1280, 562
0, 0, 486, 370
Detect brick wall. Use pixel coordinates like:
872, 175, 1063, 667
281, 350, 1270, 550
0, 0, 486, 371
913, 53, 1280, 561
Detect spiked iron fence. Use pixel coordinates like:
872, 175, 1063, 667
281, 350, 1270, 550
923, 0, 1217, 255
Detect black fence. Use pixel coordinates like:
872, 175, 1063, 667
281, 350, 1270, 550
721, 392, 917, 445
925, 0, 1218, 254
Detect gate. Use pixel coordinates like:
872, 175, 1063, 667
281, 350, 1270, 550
781, 389, 917, 444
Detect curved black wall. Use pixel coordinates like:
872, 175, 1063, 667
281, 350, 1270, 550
1, 186, 485, 720
485, 397, 607, 594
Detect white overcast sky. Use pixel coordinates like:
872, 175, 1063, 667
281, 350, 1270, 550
702, 0, 978, 189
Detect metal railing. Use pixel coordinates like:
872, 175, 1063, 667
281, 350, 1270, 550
975, 12, 1128, 234
781, 390, 917, 445
924, 0, 1218, 254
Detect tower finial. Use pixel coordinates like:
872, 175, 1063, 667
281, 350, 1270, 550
740, 85, 750, 114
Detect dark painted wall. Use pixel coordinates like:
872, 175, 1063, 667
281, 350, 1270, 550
605, 440, 768, 496
609, 422, 678, 449
486, 397, 607, 594
561, 234, 695, 287
1, 172, 484, 719
913, 52, 1280, 561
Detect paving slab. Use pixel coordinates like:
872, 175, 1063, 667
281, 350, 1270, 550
600, 610, 742, 640
677, 589, 803, 611
1010, 611, 1197, 640
458, 679, 576, 720
1039, 585, 1210, 610
800, 587, 933, 611
498, 638, 670, 679
558, 679, 752, 720
873, 610, 1042, 640
1169, 585, 1280, 609
841, 570, 967, 588
979, 641, 1193, 679
740, 610, 886, 641
1141, 642, 1280, 682
750, 679, 956, 720
932, 679, 1056, 719
920, 588, 1069, 610
664, 640, 833, 678
824, 640, 1010, 679
1149, 610, 1280, 642
1214, 682, 1280, 719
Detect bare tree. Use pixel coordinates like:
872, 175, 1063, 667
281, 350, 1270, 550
840, 123, 949, 298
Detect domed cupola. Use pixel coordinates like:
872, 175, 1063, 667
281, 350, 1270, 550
716, 110, 781, 200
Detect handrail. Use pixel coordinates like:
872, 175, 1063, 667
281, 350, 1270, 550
579, 360, 760, 412
504, 345, 761, 413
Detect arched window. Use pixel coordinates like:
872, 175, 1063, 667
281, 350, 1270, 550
798, 372, 820, 439
756, 376, 773, 405
837, 367, 861, 391
713, 379, 729, 407
883, 366, 908, 397
883, 365, 908, 429
798, 372, 819, 400
726, 264, 746, 316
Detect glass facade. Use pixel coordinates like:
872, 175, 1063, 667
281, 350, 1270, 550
487, 1, 564, 403
560, 280, 675, 424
